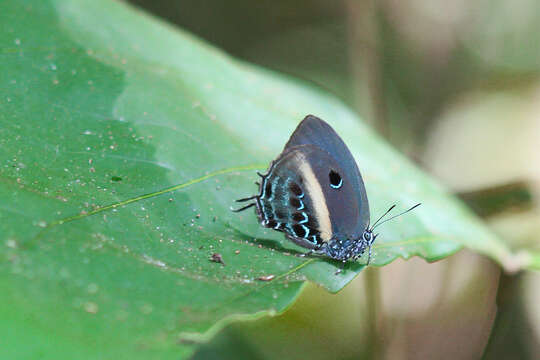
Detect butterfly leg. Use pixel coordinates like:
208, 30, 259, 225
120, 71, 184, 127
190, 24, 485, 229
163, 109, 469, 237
335, 260, 346, 275
366, 244, 372, 266
298, 242, 324, 258
298, 249, 317, 258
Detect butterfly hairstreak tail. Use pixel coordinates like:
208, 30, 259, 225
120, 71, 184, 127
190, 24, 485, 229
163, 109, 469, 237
233, 115, 420, 265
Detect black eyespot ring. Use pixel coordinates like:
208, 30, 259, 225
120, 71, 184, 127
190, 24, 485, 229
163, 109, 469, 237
329, 170, 342, 189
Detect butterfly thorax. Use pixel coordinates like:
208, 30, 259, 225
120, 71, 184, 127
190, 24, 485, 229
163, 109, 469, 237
320, 231, 371, 261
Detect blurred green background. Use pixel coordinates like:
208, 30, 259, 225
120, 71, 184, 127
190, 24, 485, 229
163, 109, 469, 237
122, 0, 540, 359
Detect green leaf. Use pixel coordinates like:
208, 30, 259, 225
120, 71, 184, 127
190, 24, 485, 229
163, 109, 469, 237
0, 0, 514, 358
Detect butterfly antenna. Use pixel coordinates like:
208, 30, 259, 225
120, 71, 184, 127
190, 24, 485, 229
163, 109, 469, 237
369, 204, 396, 231
372, 203, 421, 230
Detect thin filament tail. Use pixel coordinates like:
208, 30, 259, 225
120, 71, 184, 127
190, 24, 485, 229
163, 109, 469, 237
231, 203, 256, 212
236, 195, 258, 203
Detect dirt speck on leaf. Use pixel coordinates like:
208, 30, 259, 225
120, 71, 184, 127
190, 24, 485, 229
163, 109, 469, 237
210, 253, 225, 265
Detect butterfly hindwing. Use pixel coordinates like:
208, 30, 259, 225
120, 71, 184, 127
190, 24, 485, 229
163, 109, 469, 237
257, 147, 322, 249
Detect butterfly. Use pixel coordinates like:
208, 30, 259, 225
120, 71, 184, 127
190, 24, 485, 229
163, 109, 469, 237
234, 115, 420, 264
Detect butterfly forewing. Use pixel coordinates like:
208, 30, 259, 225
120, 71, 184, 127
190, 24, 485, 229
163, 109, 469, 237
283, 115, 369, 234
256, 144, 365, 249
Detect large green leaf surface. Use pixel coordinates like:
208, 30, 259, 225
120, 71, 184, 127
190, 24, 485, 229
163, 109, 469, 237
0, 0, 514, 359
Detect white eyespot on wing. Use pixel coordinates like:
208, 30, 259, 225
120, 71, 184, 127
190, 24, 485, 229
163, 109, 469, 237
294, 153, 332, 241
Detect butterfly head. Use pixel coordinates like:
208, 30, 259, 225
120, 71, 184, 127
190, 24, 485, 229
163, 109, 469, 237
362, 229, 376, 246
359, 229, 379, 246
349, 230, 377, 261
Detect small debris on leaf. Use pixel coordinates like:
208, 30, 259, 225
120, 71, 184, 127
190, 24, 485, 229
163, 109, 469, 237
84, 302, 99, 314
257, 274, 275, 282
234, 250, 240, 255
210, 253, 225, 265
